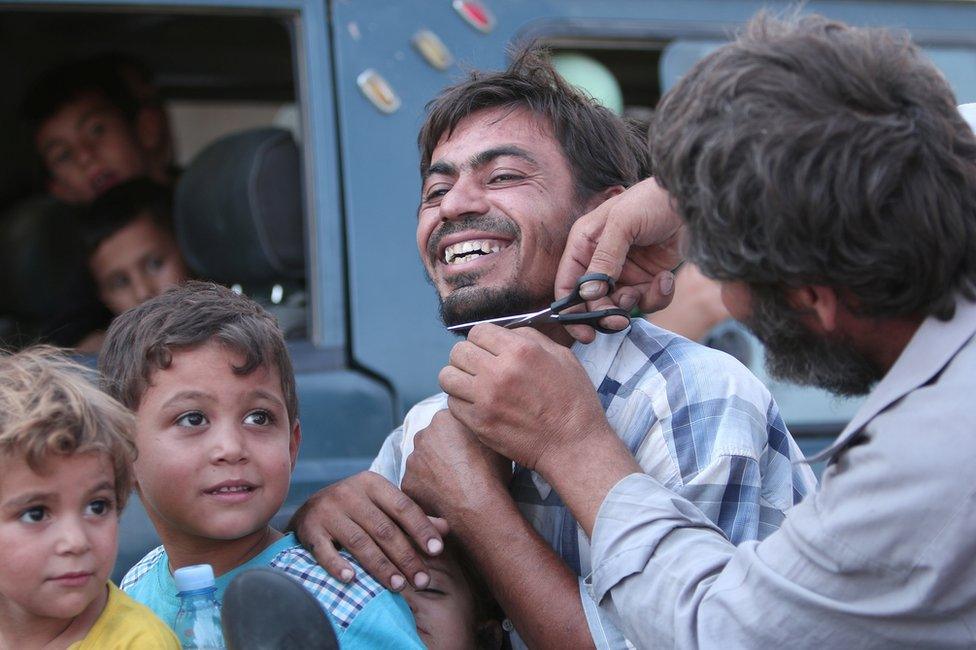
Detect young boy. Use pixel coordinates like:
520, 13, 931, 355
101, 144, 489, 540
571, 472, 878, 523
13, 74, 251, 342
83, 178, 189, 317
22, 61, 171, 205
0, 346, 178, 649
100, 282, 424, 648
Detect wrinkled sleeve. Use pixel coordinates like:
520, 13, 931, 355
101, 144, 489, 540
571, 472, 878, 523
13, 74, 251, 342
368, 426, 405, 485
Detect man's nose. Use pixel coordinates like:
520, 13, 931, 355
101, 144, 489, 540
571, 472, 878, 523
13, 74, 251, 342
437, 175, 489, 222
54, 515, 93, 556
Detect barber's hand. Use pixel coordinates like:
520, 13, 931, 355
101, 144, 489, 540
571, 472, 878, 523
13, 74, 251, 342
556, 177, 686, 343
439, 324, 616, 472
402, 410, 513, 522
289, 471, 450, 592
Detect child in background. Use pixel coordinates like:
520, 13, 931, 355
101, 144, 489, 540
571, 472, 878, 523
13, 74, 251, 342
83, 178, 189, 317
402, 541, 505, 650
0, 347, 178, 649
22, 61, 171, 205
101, 282, 424, 649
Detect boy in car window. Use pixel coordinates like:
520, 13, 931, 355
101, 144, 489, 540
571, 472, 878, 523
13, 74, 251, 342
22, 61, 172, 205
83, 178, 189, 317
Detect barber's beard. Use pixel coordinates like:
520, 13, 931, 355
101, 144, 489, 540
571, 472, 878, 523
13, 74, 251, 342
745, 288, 883, 397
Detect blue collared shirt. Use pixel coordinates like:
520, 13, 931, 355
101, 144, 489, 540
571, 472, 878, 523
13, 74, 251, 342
372, 318, 817, 648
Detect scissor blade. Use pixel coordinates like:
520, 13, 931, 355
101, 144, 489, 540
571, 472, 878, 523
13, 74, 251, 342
446, 308, 552, 333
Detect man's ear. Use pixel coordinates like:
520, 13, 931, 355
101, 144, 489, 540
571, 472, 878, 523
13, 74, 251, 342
135, 107, 166, 153
783, 285, 839, 333
582, 185, 625, 213
46, 176, 88, 205
289, 419, 302, 470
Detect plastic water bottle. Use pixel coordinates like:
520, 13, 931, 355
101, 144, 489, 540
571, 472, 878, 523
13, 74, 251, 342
174, 564, 225, 649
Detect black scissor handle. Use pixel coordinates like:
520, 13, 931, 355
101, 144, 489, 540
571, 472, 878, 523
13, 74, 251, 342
550, 272, 617, 313
555, 307, 631, 333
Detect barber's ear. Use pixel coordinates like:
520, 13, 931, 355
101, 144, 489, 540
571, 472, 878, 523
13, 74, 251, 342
47, 176, 88, 205
135, 107, 166, 152
783, 285, 839, 333
289, 420, 302, 469
582, 185, 625, 213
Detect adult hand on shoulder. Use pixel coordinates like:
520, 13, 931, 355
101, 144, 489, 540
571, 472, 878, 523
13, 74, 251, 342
401, 409, 513, 522
556, 177, 686, 343
289, 471, 449, 592
439, 324, 617, 473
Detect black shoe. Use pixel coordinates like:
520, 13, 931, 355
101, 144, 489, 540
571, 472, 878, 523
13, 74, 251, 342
221, 567, 339, 650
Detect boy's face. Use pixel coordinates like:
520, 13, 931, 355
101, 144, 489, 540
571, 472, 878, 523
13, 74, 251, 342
89, 212, 189, 315
133, 342, 300, 546
36, 92, 152, 205
0, 452, 118, 622
402, 551, 484, 650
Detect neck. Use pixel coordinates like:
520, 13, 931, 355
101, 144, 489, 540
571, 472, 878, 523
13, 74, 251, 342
160, 526, 282, 578
848, 313, 924, 375
0, 583, 107, 650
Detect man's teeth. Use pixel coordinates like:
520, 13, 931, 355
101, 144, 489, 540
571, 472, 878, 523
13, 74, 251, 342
444, 240, 504, 264
213, 485, 251, 494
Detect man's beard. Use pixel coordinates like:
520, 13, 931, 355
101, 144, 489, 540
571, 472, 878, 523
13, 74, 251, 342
439, 283, 551, 329
744, 287, 884, 397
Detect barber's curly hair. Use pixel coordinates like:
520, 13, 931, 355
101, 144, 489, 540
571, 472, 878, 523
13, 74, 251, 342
651, 13, 976, 320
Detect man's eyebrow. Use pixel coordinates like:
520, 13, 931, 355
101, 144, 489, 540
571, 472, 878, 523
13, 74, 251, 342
161, 390, 214, 409
424, 160, 458, 181
469, 145, 538, 170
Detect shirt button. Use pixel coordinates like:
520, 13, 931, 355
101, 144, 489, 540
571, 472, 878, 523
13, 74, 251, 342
502, 619, 514, 632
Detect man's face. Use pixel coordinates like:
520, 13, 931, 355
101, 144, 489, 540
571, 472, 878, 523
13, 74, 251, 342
89, 212, 189, 316
36, 92, 151, 205
417, 107, 581, 327
721, 281, 883, 396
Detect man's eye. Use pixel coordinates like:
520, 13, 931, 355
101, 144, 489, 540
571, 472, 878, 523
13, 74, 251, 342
144, 256, 165, 273
19, 507, 46, 524
85, 498, 113, 517
489, 173, 521, 184
176, 411, 208, 427
48, 148, 73, 167
105, 274, 130, 292
243, 410, 272, 426
88, 120, 107, 137
424, 185, 450, 202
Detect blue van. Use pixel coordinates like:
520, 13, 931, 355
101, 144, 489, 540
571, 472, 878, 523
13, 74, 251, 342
2, 0, 975, 578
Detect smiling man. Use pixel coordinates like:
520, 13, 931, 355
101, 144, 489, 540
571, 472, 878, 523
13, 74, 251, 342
292, 50, 816, 649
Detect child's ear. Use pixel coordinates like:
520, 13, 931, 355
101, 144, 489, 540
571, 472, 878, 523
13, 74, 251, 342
135, 107, 166, 153
47, 176, 88, 205
289, 420, 302, 470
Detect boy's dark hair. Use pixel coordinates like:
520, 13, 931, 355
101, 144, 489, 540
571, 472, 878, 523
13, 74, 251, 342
651, 12, 976, 321
98, 281, 298, 424
418, 47, 649, 201
83, 178, 174, 257
22, 60, 140, 142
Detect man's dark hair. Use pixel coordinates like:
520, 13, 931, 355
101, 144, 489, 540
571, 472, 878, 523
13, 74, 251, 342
98, 281, 298, 424
419, 47, 649, 200
651, 13, 976, 321
22, 60, 140, 140
83, 178, 174, 257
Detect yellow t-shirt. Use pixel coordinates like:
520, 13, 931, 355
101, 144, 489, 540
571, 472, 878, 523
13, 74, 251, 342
69, 582, 179, 649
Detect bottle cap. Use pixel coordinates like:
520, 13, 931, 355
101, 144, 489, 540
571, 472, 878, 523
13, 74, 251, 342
174, 564, 216, 593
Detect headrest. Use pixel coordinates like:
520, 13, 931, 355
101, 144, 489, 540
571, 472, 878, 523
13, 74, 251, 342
175, 127, 305, 284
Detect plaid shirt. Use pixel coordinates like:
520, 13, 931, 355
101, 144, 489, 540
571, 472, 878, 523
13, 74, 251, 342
371, 318, 817, 649
121, 533, 423, 648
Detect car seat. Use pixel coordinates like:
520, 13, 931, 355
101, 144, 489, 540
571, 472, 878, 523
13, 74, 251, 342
174, 127, 306, 338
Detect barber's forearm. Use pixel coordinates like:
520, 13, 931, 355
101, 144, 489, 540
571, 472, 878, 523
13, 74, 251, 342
537, 428, 642, 537
447, 489, 596, 649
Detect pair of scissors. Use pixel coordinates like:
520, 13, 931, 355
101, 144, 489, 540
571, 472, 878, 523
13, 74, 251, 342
447, 273, 631, 335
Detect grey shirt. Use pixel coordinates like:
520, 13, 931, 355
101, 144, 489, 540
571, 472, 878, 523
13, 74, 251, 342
588, 297, 976, 648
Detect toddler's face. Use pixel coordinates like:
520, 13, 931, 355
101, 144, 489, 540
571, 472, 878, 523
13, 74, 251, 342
89, 212, 189, 315
402, 551, 481, 650
36, 92, 151, 205
133, 342, 299, 546
0, 452, 118, 622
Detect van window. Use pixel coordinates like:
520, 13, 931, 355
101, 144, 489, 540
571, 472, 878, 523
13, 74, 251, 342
0, 9, 309, 350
